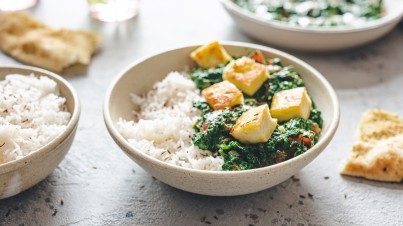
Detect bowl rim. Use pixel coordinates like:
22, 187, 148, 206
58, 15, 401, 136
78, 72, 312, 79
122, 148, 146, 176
0, 65, 80, 174
103, 41, 340, 176
220, 0, 403, 34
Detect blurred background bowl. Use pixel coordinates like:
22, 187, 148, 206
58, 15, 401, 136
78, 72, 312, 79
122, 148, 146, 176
221, 0, 403, 52
103, 42, 339, 196
0, 65, 80, 199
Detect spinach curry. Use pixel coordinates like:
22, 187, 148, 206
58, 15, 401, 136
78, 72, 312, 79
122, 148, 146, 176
190, 50, 323, 171
234, 0, 383, 28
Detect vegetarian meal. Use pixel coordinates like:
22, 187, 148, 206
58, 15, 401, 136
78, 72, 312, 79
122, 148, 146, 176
341, 109, 403, 182
119, 42, 322, 171
0, 74, 71, 164
234, 0, 383, 27
0, 12, 100, 73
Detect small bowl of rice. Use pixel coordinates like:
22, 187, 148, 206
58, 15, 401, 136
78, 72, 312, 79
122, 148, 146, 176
0, 65, 80, 199
104, 42, 339, 196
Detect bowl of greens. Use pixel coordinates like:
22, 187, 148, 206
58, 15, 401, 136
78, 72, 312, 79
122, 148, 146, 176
104, 41, 339, 196
221, 0, 403, 51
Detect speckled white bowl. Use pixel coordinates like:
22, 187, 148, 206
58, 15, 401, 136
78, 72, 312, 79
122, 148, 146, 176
104, 42, 339, 196
221, 0, 403, 51
0, 65, 80, 199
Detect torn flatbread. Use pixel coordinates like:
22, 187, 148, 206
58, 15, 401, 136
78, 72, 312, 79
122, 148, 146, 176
341, 110, 403, 182
0, 12, 100, 72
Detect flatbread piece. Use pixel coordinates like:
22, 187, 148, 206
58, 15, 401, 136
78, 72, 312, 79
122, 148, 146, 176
0, 12, 100, 72
340, 110, 403, 182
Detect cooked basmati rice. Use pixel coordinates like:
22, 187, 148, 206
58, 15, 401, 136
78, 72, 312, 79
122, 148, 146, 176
0, 74, 71, 164
118, 72, 224, 170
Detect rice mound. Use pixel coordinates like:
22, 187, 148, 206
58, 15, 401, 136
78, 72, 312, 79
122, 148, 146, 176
118, 72, 224, 170
0, 74, 71, 164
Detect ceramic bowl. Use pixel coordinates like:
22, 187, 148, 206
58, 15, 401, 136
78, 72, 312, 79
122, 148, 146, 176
0, 65, 80, 199
104, 42, 340, 196
221, 0, 403, 51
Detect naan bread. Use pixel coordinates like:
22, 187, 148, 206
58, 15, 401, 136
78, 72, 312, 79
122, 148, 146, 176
0, 12, 100, 72
341, 110, 403, 182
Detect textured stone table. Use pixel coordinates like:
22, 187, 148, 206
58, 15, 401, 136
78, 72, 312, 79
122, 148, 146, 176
1, 0, 403, 225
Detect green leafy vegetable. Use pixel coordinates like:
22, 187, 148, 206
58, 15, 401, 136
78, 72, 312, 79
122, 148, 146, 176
191, 65, 225, 90
216, 117, 320, 171
192, 104, 249, 150
191, 56, 323, 171
253, 66, 305, 106
234, 0, 384, 27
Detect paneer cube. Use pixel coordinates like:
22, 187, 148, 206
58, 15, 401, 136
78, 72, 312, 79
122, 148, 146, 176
223, 57, 268, 96
190, 41, 233, 68
201, 81, 243, 110
270, 87, 312, 122
230, 104, 277, 144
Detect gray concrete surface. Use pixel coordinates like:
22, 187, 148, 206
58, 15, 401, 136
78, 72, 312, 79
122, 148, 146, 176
0, 0, 403, 225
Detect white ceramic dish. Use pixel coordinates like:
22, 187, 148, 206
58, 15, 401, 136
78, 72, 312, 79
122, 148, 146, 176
0, 65, 80, 199
221, 0, 403, 51
103, 42, 340, 196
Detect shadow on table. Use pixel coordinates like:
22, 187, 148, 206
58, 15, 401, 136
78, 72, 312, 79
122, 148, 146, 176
60, 63, 90, 78
0, 174, 60, 226
119, 175, 335, 226
340, 175, 403, 191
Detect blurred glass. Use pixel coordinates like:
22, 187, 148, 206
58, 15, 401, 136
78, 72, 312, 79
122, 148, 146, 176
88, 0, 139, 22
0, 0, 37, 11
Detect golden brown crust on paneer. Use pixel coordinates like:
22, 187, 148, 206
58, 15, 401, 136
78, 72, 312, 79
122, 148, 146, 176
270, 87, 312, 122
201, 81, 243, 110
230, 104, 277, 144
223, 57, 268, 96
190, 41, 233, 68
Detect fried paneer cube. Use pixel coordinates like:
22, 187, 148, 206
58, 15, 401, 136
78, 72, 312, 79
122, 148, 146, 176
190, 41, 233, 68
230, 104, 277, 144
223, 57, 268, 96
201, 81, 243, 110
270, 87, 312, 122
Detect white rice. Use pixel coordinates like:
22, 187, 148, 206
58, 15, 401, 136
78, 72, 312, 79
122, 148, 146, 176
118, 72, 224, 170
0, 74, 71, 164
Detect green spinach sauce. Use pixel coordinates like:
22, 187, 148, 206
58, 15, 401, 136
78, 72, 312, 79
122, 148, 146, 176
191, 57, 323, 171
234, 0, 383, 27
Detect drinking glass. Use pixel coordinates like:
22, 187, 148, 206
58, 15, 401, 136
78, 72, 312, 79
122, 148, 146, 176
0, 0, 37, 11
88, 0, 139, 22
